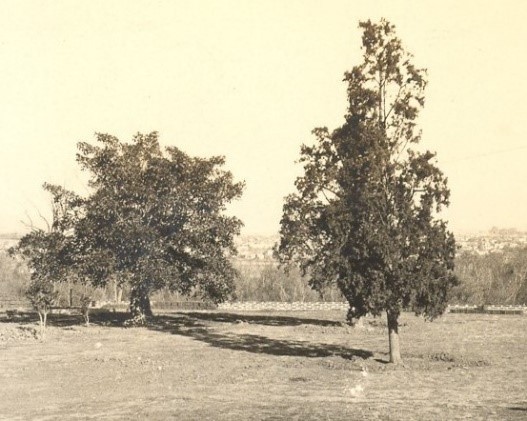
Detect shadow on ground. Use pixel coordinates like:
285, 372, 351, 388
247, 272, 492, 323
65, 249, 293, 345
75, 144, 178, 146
1, 310, 373, 360
0, 311, 342, 327
149, 314, 373, 359
1, 309, 342, 328
175, 311, 343, 327
0, 311, 130, 327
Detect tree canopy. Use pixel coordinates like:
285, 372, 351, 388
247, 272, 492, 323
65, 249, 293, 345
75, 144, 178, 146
276, 19, 458, 363
13, 132, 244, 323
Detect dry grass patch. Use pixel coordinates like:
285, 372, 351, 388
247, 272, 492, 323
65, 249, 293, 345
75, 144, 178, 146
0, 310, 525, 420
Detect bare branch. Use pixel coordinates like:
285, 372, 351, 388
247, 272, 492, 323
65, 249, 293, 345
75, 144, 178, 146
37, 209, 51, 233
21, 210, 36, 231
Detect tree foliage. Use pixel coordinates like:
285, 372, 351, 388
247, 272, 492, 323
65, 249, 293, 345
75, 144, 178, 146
276, 19, 457, 363
71, 132, 244, 322
9, 182, 81, 334
25, 280, 58, 338
10, 132, 243, 324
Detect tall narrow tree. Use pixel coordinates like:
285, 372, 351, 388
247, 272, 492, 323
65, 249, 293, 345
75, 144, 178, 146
276, 19, 458, 363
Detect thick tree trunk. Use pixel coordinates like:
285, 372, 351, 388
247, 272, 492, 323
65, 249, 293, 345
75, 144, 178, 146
129, 284, 153, 324
387, 311, 402, 364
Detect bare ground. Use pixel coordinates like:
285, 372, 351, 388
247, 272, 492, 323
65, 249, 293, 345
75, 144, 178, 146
0, 310, 526, 420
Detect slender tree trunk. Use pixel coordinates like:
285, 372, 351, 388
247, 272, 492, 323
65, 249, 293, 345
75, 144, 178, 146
83, 308, 90, 327
113, 279, 123, 303
38, 311, 44, 338
387, 310, 402, 364
129, 284, 153, 324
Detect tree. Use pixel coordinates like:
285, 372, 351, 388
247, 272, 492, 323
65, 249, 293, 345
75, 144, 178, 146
72, 132, 244, 323
9, 228, 67, 338
9, 180, 80, 337
276, 19, 458, 364
25, 279, 58, 338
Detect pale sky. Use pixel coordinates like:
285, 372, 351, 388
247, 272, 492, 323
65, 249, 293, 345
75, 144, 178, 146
1, 0, 526, 235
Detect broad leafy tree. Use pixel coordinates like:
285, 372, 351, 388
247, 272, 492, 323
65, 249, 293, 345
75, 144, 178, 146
73, 132, 244, 323
276, 19, 458, 363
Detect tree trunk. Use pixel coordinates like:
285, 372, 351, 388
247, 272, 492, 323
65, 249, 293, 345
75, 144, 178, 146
84, 309, 90, 327
113, 279, 123, 303
387, 311, 402, 364
38, 311, 44, 339
129, 284, 153, 324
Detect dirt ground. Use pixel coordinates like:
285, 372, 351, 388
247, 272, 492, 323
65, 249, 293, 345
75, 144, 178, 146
0, 309, 526, 420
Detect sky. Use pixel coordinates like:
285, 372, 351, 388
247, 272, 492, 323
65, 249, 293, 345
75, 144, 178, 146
1, 0, 526, 236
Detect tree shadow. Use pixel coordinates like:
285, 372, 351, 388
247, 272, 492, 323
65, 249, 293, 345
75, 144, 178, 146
0, 312, 36, 324
174, 311, 343, 327
149, 314, 373, 360
0, 309, 343, 329
0, 311, 131, 328
1, 310, 372, 360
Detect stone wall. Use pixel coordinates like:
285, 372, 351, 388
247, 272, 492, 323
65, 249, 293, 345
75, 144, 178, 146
448, 304, 527, 315
217, 301, 349, 311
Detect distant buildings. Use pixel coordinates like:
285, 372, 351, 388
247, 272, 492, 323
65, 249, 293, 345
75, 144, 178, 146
456, 230, 527, 255
3, 231, 526, 259
233, 230, 527, 260
232, 235, 277, 261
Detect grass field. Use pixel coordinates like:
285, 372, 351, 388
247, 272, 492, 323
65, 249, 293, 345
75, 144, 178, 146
0, 309, 526, 420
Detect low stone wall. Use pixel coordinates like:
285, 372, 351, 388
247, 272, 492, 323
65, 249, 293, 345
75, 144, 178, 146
4, 300, 524, 315
448, 305, 527, 315
217, 301, 349, 312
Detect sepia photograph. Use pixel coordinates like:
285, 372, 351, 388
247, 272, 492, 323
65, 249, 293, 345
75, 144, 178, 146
0, 1, 526, 419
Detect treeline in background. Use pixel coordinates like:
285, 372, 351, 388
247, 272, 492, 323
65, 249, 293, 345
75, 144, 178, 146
1, 246, 527, 307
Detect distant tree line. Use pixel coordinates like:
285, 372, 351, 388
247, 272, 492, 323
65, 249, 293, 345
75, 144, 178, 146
233, 263, 344, 302
451, 247, 527, 305
3, 248, 526, 306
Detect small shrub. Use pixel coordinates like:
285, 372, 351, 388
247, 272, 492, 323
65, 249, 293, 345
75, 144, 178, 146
26, 281, 58, 339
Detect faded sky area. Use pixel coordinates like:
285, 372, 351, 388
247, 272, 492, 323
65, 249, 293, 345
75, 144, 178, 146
1, 1, 526, 235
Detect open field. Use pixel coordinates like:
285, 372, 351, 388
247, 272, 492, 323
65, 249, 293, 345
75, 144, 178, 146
0, 310, 526, 420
